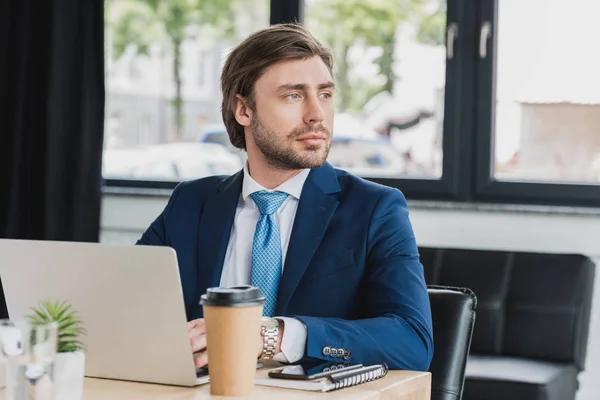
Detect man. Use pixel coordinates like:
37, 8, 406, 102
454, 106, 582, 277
137, 23, 433, 371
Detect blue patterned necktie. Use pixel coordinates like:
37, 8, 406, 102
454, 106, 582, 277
250, 190, 289, 317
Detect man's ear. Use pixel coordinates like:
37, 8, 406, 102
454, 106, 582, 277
234, 94, 253, 127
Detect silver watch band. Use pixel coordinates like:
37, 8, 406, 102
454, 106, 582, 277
260, 322, 279, 360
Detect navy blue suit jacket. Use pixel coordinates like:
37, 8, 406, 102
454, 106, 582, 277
137, 162, 433, 370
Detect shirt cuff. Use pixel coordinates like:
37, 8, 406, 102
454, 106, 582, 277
272, 316, 307, 363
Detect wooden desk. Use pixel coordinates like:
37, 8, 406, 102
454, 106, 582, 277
83, 368, 431, 399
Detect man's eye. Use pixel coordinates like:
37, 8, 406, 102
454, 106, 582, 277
320, 92, 332, 99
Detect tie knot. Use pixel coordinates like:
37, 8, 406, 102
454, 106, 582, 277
250, 191, 289, 215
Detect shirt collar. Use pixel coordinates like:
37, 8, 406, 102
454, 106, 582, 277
242, 162, 310, 201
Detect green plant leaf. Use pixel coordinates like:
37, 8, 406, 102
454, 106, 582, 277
59, 340, 86, 353
30, 308, 50, 322
52, 305, 70, 322
29, 300, 85, 353
58, 332, 81, 339
58, 319, 79, 332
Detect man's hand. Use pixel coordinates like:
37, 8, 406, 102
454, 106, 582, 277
190, 318, 285, 368
188, 319, 208, 369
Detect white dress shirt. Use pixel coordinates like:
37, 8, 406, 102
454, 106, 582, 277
219, 163, 309, 363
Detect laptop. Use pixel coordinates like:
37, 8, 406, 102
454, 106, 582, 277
0, 239, 210, 386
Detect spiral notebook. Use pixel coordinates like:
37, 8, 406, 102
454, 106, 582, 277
255, 363, 389, 392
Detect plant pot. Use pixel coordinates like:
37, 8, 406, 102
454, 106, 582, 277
54, 350, 85, 400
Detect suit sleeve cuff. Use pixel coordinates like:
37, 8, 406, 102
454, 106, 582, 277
272, 317, 307, 363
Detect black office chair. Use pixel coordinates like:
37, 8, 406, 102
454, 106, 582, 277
428, 286, 477, 400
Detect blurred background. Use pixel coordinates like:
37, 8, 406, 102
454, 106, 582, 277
102, 0, 447, 181
102, 0, 600, 185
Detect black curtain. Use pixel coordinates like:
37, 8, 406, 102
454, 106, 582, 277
0, 0, 105, 317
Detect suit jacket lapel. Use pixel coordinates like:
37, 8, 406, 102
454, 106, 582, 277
277, 163, 341, 314
195, 171, 243, 305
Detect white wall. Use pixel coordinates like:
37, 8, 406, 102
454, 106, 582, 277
101, 193, 600, 400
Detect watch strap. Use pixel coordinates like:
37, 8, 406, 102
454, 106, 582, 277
260, 320, 279, 360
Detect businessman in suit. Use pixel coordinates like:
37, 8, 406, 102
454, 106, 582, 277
137, 23, 433, 371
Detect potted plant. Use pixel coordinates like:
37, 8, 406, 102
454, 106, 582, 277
29, 300, 86, 400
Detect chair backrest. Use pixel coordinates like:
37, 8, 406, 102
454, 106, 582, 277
428, 285, 477, 400
421, 247, 595, 370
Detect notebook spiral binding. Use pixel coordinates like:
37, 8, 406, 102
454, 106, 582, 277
330, 363, 389, 391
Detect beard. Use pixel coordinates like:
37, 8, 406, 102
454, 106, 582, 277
251, 113, 331, 171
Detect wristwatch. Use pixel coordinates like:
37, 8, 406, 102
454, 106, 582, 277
259, 317, 279, 361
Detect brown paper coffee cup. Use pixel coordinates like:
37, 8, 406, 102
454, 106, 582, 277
200, 286, 265, 397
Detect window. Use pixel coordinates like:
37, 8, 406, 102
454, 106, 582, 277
474, 0, 600, 206
492, 0, 600, 184
103, 0, 600, 207
197, 49, 212, 88
305, 0, 447, 180
103, 0, 269, 184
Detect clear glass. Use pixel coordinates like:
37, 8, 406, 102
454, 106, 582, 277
102, 0, 268, 181
305, 0, 447, 178
493, 0, 600, 183
0, 320, 58, 400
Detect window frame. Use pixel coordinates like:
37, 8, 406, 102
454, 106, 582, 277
367, 0, 466, 202
270, 0, 303, 24
473, 0, 600, 207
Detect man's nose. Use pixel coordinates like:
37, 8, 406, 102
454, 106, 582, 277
304, 95, 324, 125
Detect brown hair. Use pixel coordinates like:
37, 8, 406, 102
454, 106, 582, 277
220, 23, 334, 150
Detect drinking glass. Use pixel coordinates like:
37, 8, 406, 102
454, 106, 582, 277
0, 319, 58, 400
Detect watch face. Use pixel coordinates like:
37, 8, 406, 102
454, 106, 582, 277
261, 317, 278, 329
